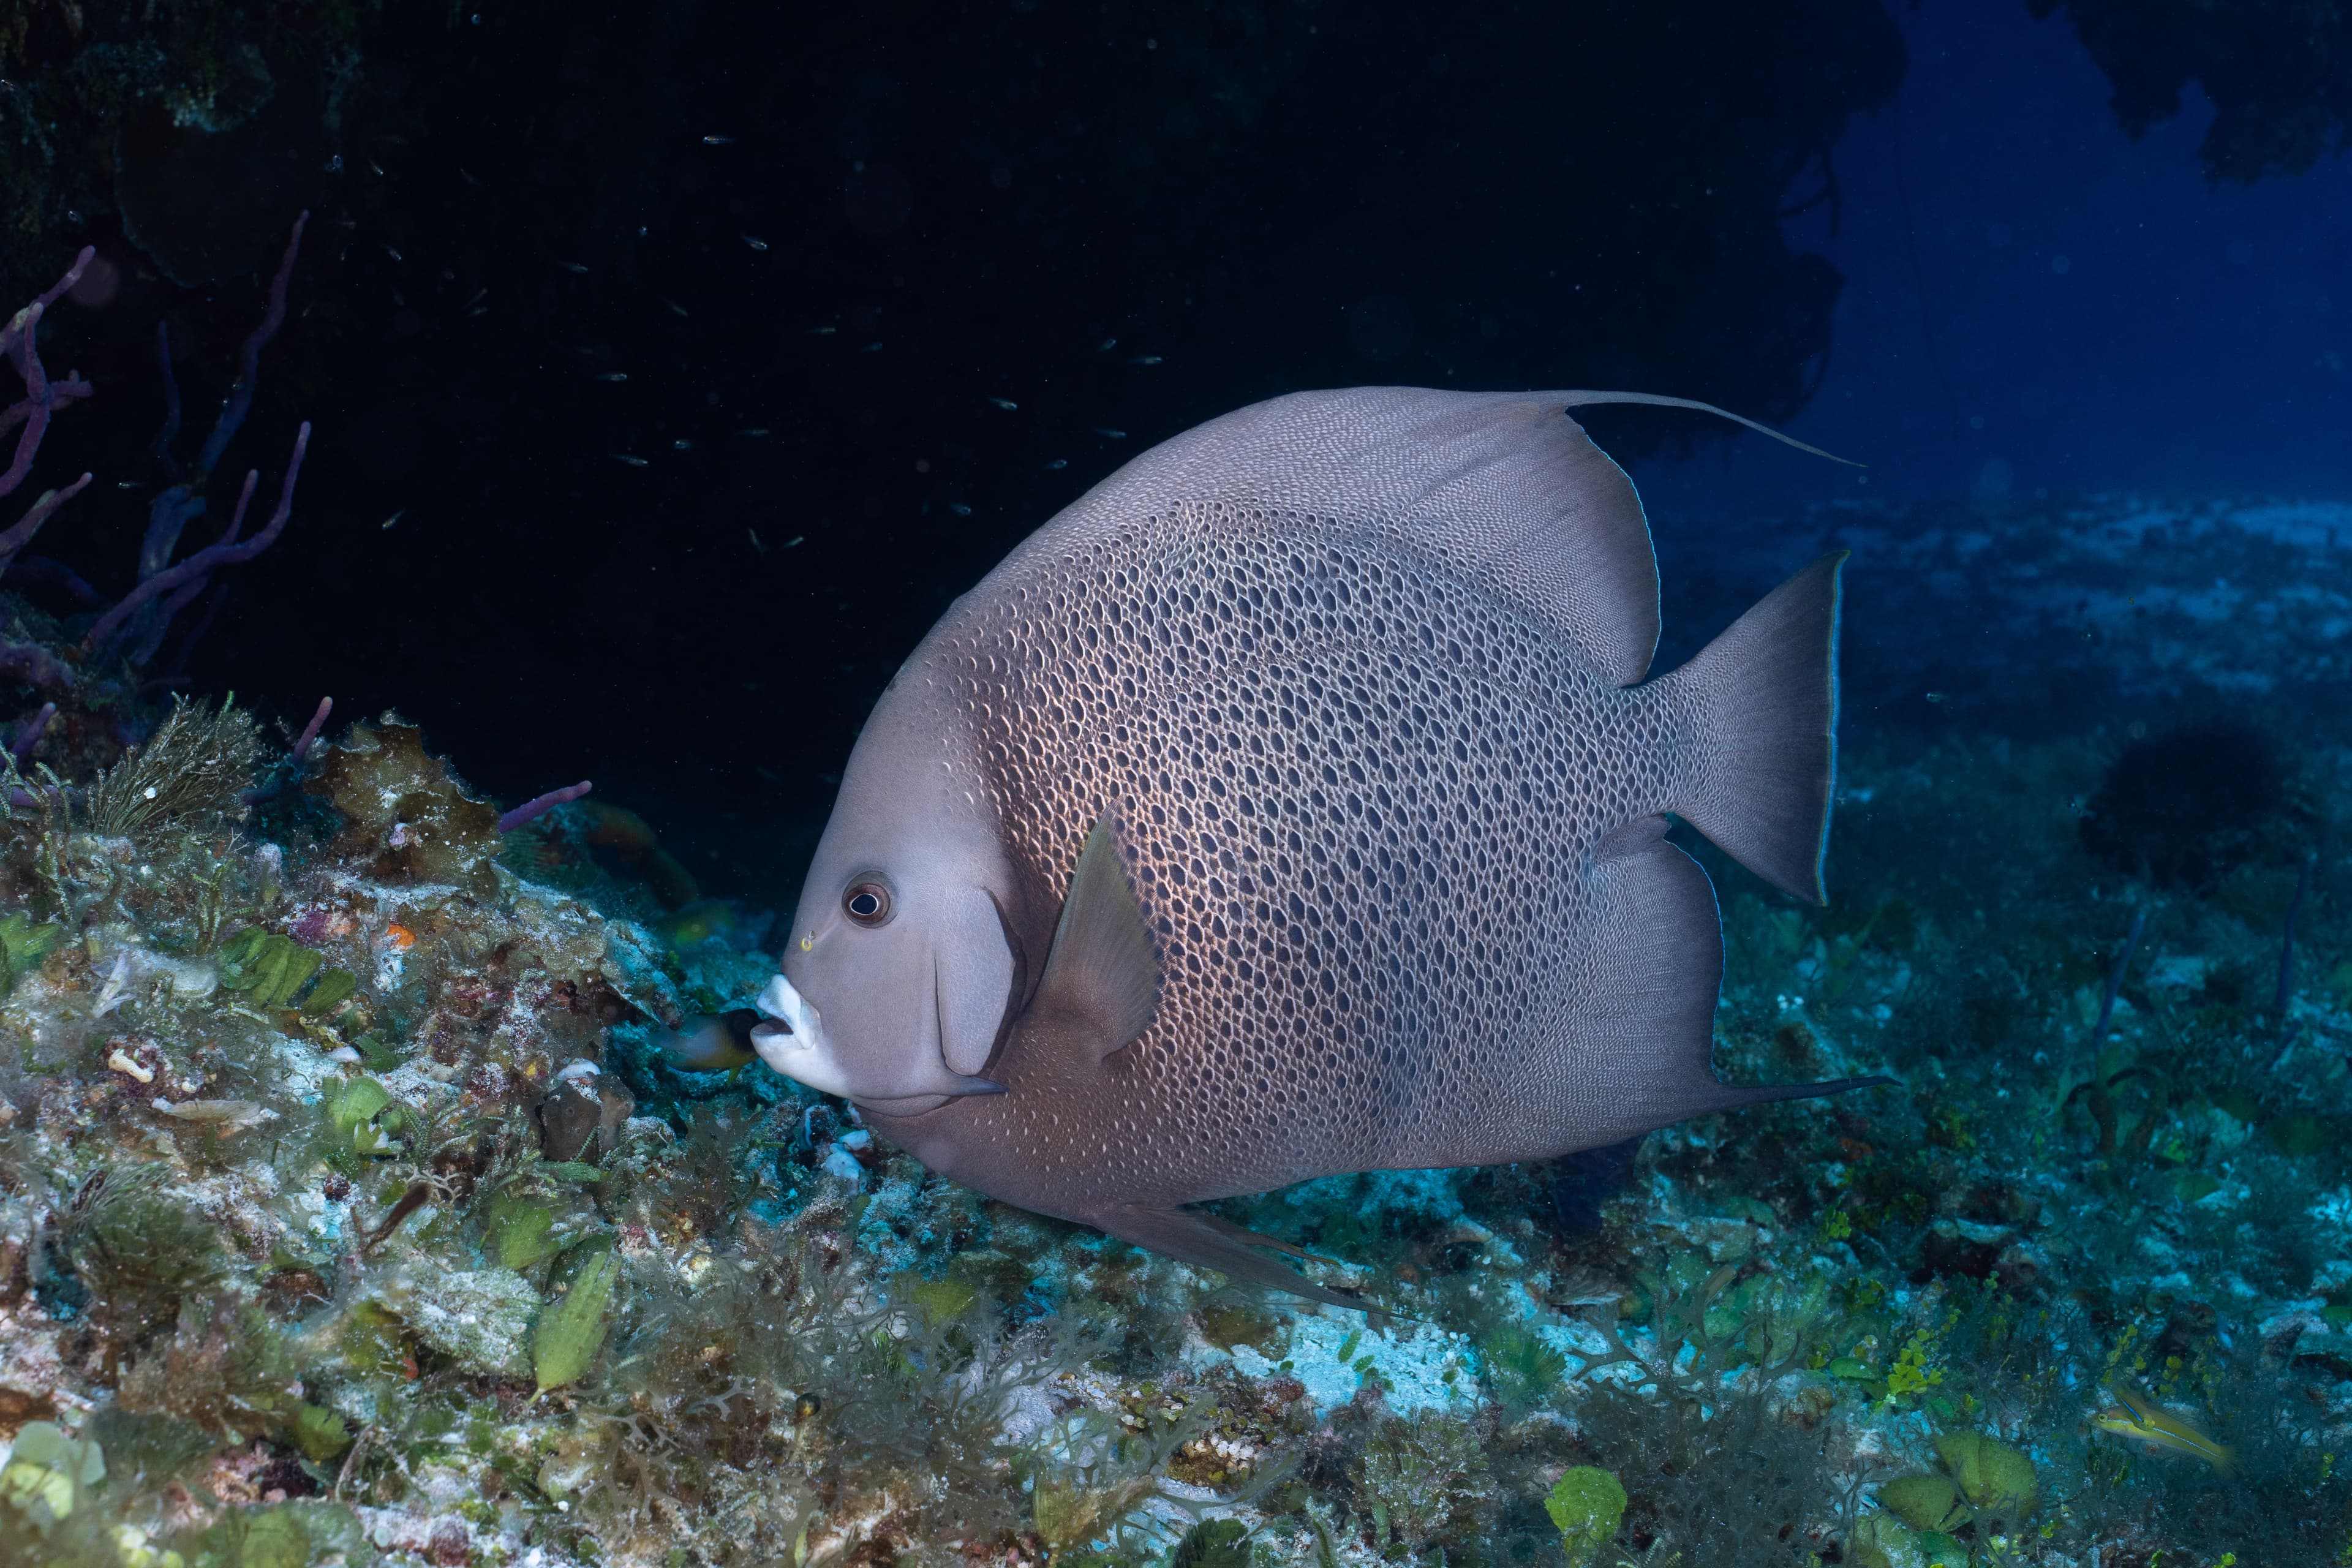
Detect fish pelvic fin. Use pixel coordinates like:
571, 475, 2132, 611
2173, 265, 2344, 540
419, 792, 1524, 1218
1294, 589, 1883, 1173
1690, 1074, 1901, 1115
1657, 550, 1847, 903
1094, 1204, 1376, 1314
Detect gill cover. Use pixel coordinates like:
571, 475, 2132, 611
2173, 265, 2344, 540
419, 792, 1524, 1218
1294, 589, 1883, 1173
758, 676, 1023, 1108
755, 880, 1013, 1107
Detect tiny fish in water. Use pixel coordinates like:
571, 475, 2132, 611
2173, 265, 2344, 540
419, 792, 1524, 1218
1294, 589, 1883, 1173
1098, 337, 1117, 351
782, 535, 805, 548
610, 453, 649, 467
595, 372, 628, 382
703, 134, 734, 145
987, 396, 1019, 411
750, 386, 1879, 1306
383, 244, 404, 263
1043, 458, 1067, 470
1129, 353, 1163, 365
948, 502, 972, 516
749, 529, 769, 554
153, 1098, 277, 1136
558, 261, 589, 274
1092, 427, 1126, 439
660, 296, 690, 318
658, 1010, 763, 1074
2092, 1384, 2233, 1471
673, 439, 694, 451
737, 428, 772, 437
807, 326, 837, 335
381, 510, 405, 530
743, 235, 769, 251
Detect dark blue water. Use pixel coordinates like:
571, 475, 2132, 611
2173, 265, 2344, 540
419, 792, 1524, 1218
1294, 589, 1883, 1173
1644, 1, 2350, 515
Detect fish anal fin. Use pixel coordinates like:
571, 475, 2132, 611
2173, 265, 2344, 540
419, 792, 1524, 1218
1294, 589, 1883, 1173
1096, 1204, 1370, 1314
1573, 831, 1892, 1134
1028, 817, 1160, 1058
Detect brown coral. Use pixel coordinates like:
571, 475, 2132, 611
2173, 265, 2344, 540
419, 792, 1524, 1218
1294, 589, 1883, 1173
306, 717, 504, 897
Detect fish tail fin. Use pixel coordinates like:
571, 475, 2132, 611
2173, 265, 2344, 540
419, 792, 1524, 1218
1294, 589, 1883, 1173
1662, 551, 1847, 904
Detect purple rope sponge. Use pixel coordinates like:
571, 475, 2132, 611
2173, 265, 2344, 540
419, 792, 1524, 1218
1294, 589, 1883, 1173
498, 781, 594, 834
83, 421, 311, 658
2, 249, 99, 573
10, 703, 55, 766
292, 695, 334, 761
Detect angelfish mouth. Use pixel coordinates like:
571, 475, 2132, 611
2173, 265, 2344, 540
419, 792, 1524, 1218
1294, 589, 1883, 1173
751, 971, 825, 1062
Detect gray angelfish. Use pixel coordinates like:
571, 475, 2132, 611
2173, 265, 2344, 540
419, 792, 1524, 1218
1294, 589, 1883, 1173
753, 386, 1886, 1307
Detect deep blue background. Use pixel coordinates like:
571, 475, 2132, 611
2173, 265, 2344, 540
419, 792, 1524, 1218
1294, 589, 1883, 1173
1642, 1, 2349, 519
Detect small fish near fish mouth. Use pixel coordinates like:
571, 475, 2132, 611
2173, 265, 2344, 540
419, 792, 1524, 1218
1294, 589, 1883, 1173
653, 1010, 765, 1076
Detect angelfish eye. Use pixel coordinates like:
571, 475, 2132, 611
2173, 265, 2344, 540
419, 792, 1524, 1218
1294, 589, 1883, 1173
843, 881, 892, 927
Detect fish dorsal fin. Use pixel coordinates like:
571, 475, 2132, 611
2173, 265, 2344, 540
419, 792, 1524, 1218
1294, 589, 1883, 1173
1028, 817, 1159, 1056
1017, 388, 1838, 687
2108, 1382, 2160, 1424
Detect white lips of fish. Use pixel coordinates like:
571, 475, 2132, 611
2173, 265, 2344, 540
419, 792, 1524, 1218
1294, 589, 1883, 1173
750, 972, 854, 1096
753, 967, 1006, 1107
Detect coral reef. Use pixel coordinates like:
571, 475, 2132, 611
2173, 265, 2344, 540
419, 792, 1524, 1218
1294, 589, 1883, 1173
0, 658, 2345, 1567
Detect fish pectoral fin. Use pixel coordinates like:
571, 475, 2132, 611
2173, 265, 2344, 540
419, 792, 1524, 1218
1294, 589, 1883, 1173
1027, 816, 1160, 1057
1096, 1204, 1373, 1314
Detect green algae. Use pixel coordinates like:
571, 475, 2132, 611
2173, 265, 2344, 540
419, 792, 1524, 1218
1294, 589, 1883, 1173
1544, 1466, 1627, 1567
0, 911, 64, 995
1876, 1472, 1964, 1531
286, 1404, 350, 1465
533, 1244, 620, 1391
0, 1422, 105, 1525
1931, 1431, 2038, 1517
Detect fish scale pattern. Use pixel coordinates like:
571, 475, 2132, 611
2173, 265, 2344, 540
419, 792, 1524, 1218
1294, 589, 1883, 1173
927, 499, 1698, 1207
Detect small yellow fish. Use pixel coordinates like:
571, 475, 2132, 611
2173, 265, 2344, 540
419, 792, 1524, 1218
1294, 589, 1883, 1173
658, 1010, 761, 1075
656, 899, 741, 950
2091, 1383, 2233, 1472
